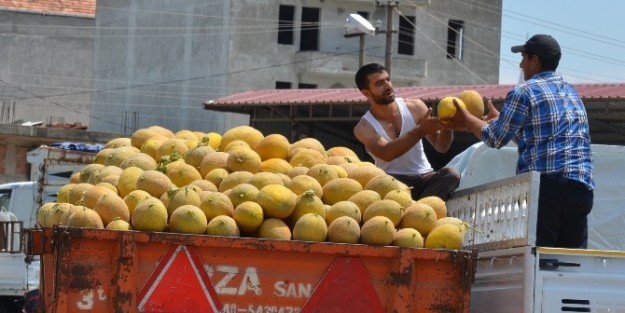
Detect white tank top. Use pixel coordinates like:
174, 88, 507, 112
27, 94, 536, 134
362, 98, 433, 175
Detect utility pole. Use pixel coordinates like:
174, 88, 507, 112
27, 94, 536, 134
376, 0, 399, 75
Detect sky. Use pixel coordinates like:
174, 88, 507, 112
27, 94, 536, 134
499, 0, 625, 84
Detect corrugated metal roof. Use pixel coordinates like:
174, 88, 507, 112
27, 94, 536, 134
205, 83, 625, 108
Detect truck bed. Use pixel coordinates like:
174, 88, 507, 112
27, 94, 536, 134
27, 227, 477, 313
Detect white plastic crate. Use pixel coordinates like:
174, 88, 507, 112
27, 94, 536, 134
446, 171, 540, 252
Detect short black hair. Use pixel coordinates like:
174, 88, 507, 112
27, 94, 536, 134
355, 63, 387, 90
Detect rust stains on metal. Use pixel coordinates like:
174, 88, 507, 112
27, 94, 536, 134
69, 264, 96, 289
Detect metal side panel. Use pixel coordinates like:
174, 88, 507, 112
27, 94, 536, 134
470, 246, 535, 313
0, 253, 28, 296
536, 248, 625, 313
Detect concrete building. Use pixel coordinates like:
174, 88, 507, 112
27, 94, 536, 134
2, 0, 502, 135
88, 0, 502, 134
0, 0, 96, 127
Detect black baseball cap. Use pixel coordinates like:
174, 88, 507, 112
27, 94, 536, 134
511, 34, 561, 63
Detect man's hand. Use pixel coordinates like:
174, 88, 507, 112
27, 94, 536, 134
444, 98, 470, 131
482, 98, 499, 122
418, 107, 442, 134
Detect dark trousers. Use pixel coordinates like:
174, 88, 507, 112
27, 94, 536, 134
536, 174, 594, 248
390, 167, 461, 201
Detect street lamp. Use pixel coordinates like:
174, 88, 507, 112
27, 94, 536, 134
344, 14, 376, 68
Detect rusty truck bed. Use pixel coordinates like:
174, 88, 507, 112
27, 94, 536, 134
27, 226, 476, 313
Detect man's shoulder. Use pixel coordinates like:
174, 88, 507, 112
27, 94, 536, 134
401, 97, 426, 107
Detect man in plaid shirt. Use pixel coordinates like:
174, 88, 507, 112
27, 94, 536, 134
448, 34, 594, 248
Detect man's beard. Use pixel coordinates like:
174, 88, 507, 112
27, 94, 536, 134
373, 91, 395, 105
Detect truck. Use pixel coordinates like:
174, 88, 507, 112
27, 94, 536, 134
15, 142, 625, 312
0, 146, 97, 313
446, 143, 625, 312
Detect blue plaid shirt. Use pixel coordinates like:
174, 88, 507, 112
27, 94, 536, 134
481, 71, 595, 189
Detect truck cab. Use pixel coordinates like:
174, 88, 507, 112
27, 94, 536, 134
0, 182, 39, 313
0, 145, 97, 312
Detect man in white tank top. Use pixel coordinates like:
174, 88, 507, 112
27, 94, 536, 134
353, 63, 460, 201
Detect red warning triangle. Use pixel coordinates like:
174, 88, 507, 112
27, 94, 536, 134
301, 257, 384, 313
137, 245, 223, 312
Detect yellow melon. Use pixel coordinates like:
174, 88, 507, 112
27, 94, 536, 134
164, 187, 202, 216
226, 183, 259, 208
119, 153, 158, 171
258, 218, 291, 240
105, 146, 140, 167
183, 144, 215, 170
57, 203, 79, 225
289, 137, 325, 155
56, 183, 76, 204
66, 206, 104, 228
437, 96, 466, 124
81, 185, 117, 209
105, 137, 131, 149
206, 215, 240, 237
292, 213, 327, 242
204, 168, 229, 187
93, 193, 130, 225
94, 148, 113, 165
327, 216, 360, 244
424, 223, 466, 249
106, 217, 131, 230
233, 201, 264, 233
219, 125, 264, 151
326, 146, 359, 159
131, 197, 168, 231
392, 228, 424, 248
117, 166, 144, 198
260, 158, 293, 174
199, 191, 235, 220
175, 129, 199, 141
222, 140, 250, 153
254, 133, 290, 161
400, 202, 437, 237
165, 160, 203, 187
156, 138, 190, 161
306, 164, 339, 187
139, 135, 169, 160
79, 163, 106, 183
362, 199, 403, 227
416, 196, 447, 220
131, 127, 162, 149
384, 189, 414, 208
348, 190, 381, 216
249, 172, 284, 190
364, 174, 409, 198
347, 165, 386, 188
136, 170, 173, 198
123, 190, 152, 216
256, 184, 297, 219
199, 151, 229, 177
458, 89, 485, 118
37, 202, 57, 227
321, 177, 363, 205
68, 183, 94, 205
289, 149, 327, 168
168, 205, 207, 234
286, 166, 310, 179
226, 147, 262, 173
325, 200, 361, 225
288, 190, 326, 227
218, 171, 254, 192
360, 216, 395, 246
188, 179, 217, 192
45, 203, 71, 227
202, 132, 222, 150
